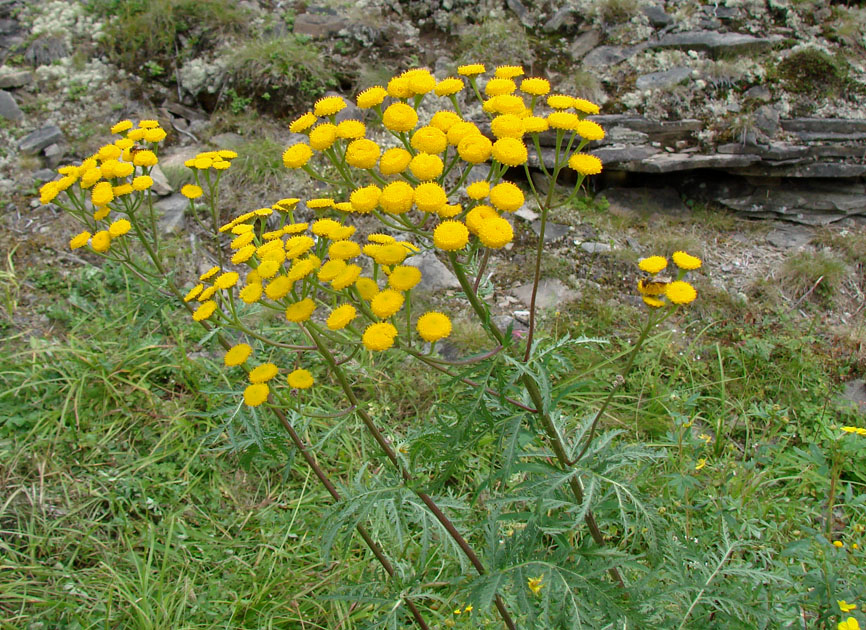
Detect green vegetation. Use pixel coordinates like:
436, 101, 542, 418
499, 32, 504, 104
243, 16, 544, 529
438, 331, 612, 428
457, 17, 533, 67
776, 48, 852, 98
597, 0, 640, 24
780, 249, 847, 304
91, 0, 247, 76
227, 36, 338, 114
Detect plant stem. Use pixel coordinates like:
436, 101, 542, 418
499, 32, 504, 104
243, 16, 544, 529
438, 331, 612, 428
304, 324, 517, 630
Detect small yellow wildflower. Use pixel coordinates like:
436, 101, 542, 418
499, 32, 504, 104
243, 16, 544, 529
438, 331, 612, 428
313, 95, 346, 117
489, 181, 524, 212
282, 143, 313, 168
370, 289, 405, 319
411, 126, 448, 154
345, 139, 381, 169
289, 112, 317, 133
638, 256, 668, 274
108, 218, 131, 237
838, 601, 857, 613
521, 77, 551, 96
672, 251, 702, 270
666, 281, 697, 305
327, 304, 357, 330
433, 221, 469, 251
834, 541, 845, 548
409, 153, 445, 180
457, 63, 485, 76
356, 86, 387, 109
91, 230, 111, 253
577, 120, 605, 141
181, 184, 203, 199
457, 134, 493, 164
287, 369, 314, 389
478, 217, 514, 249
417, 312, 452, 342
363, 322, 398, 351
379, 147, 412, 176
285, 298, 316, 323
568, 153, 603, 176
336, 119, 366, 139
414, 182, 448, 214
309, 123, 338, 151
192, 300, 218, 322
838, 617, 860, 630
388, 266, 422, 291
224, 343, 252, 367
243, 383, 269, 407
695, 458, 707, 471
382, 103, 418, 132
434, 77, 464, 96
491, 138, 528, 167
69, 231, 91, 250
527, 576, 544, 595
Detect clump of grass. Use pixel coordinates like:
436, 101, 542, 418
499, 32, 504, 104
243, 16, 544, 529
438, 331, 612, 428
227, 35, 337, 114
598, 0, 639, 24
94, 0, 246, 76
779, 249, 847, 303
776, 48, 851, 98
814, 228, 866, 266
458, 17, 533, 67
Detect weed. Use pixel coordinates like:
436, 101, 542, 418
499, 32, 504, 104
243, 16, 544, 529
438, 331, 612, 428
598, 0, 639, 24
458, 17, 533, 67
776, 48, 851, 98
227, 35, 337, 114
780, 249, 847, 304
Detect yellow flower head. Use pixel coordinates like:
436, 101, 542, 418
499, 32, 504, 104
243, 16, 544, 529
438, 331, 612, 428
577, 120, 605, 141
411, 126, 448, 154
309, 124, 338, 151
491, 114, 525, 139
313, 95, 347, 117
495, 65, 524, 79
434, 77, 464, 96
264, 276, 291, 300
666, 281, 697, 305
144, 127, 167, 143
132, 175, 153, 191
433, 220, 469, 251
287, 368, 314, 389
430, 110, 462, 132
108, 218, 131, 237
572, 98, 601, 115
331, 264, 362, 290
485, 78, 516, 97
39, 181, 60, 204
404, 68, 436, 95
243, 383, 269, 407
346, 138, 381, 169
488, 94, 526, 115
489, 181, 524, 212
838, 601, 857, 613
695, 458, 707, 471
283, 143, 313, 168
355, 277, 380, 300
414, 182, 448, 214
568, 153, 603, 176
214, 271, 239, 290
327, 303, 357, 330
307, 198, 334, 210
387, 75, 412, 99
491, 138, 528, 167
547, 111, 580, 130
370, 289, 405, 319
446, 121, 480, 146
379, 147, 412, 176
285, 298, 316, 323
466, 180, 490, 200
672, 251, 702, 270
69, 231, 91, 250
356, 86, 388, 109
457, 134, 493, 164
546, 94, 572, 109
133, 150, 158, 167
838, 617, 860, 630
388, 265, 422, 291
457, 63, 486, 76
336, 119, 366, 139
417, 311, 452, 342
476, 212, 512, 246
382, 103, 419, 132
111, 119, 133, 134
328, 240, 362, 260
224, 343, 252, 367
311, 218, 342, 238
192, 300, 218, 322
289, 112, 317, 133
380, 180, 415, 214
527, 576, 544, 595
638, 256, 668, 274
240, 283, 263, 304
521, 77, 551, 96
91, 181, 115, 207
350, 185, 382, 214
410, 153, 445, 180
363, 322, 398, 351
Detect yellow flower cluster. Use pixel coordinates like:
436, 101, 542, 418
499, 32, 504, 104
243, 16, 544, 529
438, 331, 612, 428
636, 252, 701, 308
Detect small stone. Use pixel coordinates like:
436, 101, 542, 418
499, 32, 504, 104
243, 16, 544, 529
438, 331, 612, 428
0, 69, 32, 89
743, 85, 772, 102
24, 34, 69, 66
766, 224, 813, 249
569, 29, 602, 60
653, 31, 776, 54
579, 241, 612, 254
0, 89, 22, 121
293, 10, 348, 38
43, 143, 65, 168
515, 206, 540, 222
512, 278, 578, 310
155, 194, 187, 234
754, 105, 780, 137
641, 4, 674, 27
149, 164, 173, 196
32, 168, 56, 182
530, 220, 570, 242
635, 66, 692, 90
543, 6, 576, 32
583, 44, 643, 67
404, 251, 460, 291
506, 0, 533, 27
18, 124, 63, 154
839, 380, 866, 415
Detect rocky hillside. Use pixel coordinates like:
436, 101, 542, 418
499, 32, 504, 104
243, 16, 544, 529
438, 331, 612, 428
2, 1, 866, 226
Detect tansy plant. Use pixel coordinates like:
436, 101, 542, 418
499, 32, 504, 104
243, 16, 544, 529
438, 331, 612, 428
42, 64, 709, 628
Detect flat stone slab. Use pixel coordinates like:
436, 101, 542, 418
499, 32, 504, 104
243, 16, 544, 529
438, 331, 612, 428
583, 44, 645, 67
766, 224, 813, 248
530, 220, 569, 242
512, 278, 578, 310
839, 380, 866, 414
293, 11, 347, 38
719, 181, 866, 225
592, 144, 661, 165
18, 124, 63, 154
630, 152, 760, 172
0, 89, 21, 121
781, 118, 866, 134
405, 251, 460, 291
653, 30, 776, 54
0, 69, 32, 89
635, 66, 692, 90
579, 241, 612, 254
729, 162, 866, 178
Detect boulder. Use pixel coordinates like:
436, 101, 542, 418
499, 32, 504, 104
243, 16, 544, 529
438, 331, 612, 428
405, 251, 460, 291
24, 35, 69, 66
512, 278, 578, 309
293, 10, 348, 38
635, 66, 692, 90
642, 4, 674, 27
155, 194, 188, 234
0, 69, 32, 89
0, 88, 21, 121
569, 29, 602, 60
18, 124, 63, 154
652, 30, 776, 54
